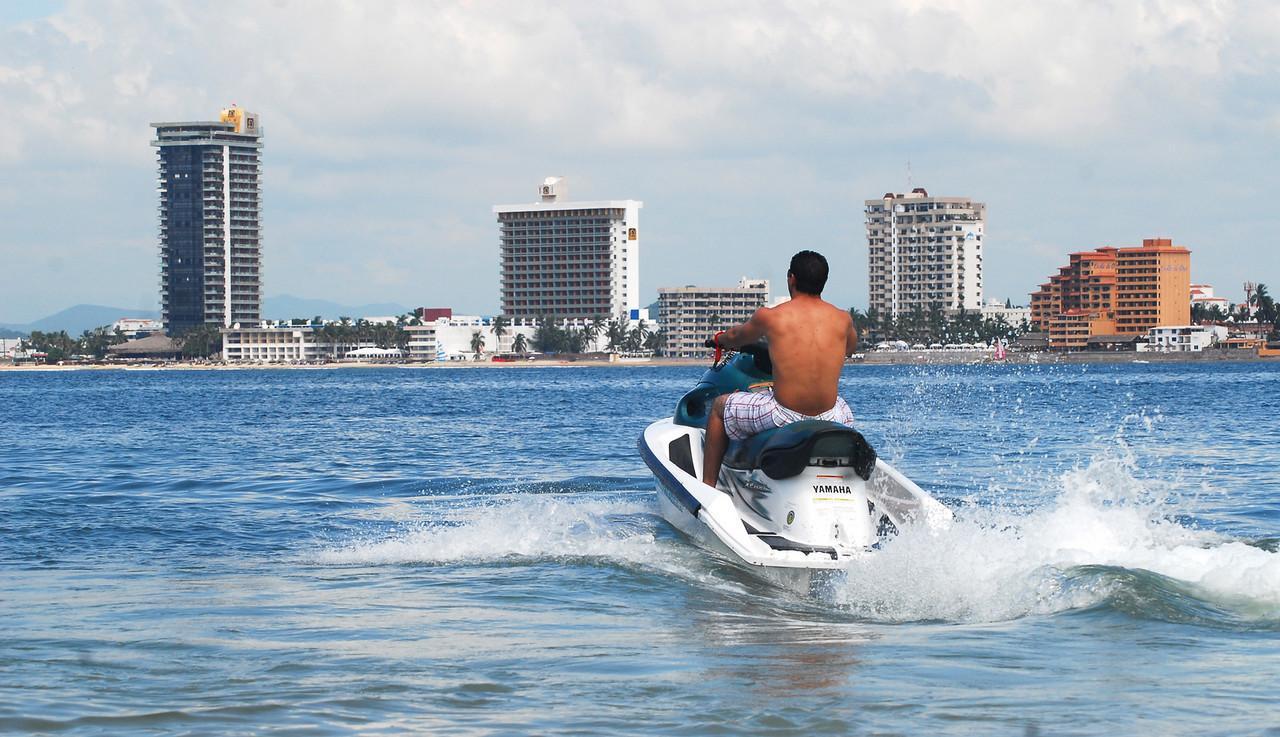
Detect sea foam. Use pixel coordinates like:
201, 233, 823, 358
313, 457, 1280, 626
312, 493, 676, 570
828, 454, 1280, 624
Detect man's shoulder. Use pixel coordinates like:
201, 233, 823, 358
780, 297, 849, 320
752, 304, 777, 321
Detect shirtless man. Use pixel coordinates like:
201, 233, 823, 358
702, 250, 858, 488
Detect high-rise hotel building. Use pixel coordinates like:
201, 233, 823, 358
1030, 238, 1191, 351
865, 188, 985, 318
494, 177, 642, 320
152, 106, 263, 334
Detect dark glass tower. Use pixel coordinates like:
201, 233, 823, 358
152, 107, 262, 335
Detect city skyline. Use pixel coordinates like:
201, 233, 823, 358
2, 2, 1278, 324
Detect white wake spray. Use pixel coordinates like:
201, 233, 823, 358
828, 455, 1280, 624
313, 493, 684, 571
312, 452, 1280, 626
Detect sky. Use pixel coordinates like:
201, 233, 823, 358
1, 0, 1278, 323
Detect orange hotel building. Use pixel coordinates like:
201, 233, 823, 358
1030, 238, 1190, 351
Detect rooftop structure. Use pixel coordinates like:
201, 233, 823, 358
865, 188, 985, 318
494, 177, 642, 320
152, 106, 263, 334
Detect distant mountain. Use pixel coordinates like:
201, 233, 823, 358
0, 296, 416, 337
263, 295, 413, 320
0, 304, 160, 337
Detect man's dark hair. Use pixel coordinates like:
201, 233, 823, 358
788, 250, 828, 295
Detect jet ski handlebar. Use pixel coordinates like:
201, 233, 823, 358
704, 335, 772, 374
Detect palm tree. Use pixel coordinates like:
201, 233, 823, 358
512, 332, 528, 354
865, 306, 882, 342
606, 315, 627, 352
586, 315, 606, 351
926, 302, 945, 343
1251, 283, 1270, 308
315, 322, 332, 358
644, 328, 664, 355
533, 314, 566, 353
906, 305, 926, 343
1252, 284, 1277, 327
848, 307, 872, 343
178, 323, 223, 360
491, 315, 509, 351
470, 330, 485, 359
627, 319, 650, 352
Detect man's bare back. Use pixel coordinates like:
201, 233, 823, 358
747, 297, 857, 415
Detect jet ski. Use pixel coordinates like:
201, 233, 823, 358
639, 342, 951, 589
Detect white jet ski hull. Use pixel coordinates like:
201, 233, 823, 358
640, 417, 951, 587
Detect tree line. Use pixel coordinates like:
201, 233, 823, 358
847, 304, 1030, 346
17, 324, 223, 361
312, 316, 412, 356
520, 314, 662, 354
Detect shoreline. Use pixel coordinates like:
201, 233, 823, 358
2, 350, 1274, 372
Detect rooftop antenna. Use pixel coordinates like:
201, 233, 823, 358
906, 160, 913, 190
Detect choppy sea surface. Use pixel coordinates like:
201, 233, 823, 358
2, 361, 1279, 735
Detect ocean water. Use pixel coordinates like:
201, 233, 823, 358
1, 361, 1279, 735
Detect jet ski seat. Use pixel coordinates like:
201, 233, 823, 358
723, 420, 877, 481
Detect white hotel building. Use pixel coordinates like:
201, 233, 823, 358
495, 177, 642, 320
1140, 325, 1228, 352
865, 188, 985, 318
657, 278, 770, 358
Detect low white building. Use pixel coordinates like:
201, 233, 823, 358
1140, 325, 1228, 352
0, 337, 24, 360
222, 325, 331, 362
224, 312, 658, 364
979, 299, 1031, 327
222, 322, 394, 363
112, 318, 164, 338
405, 313, 652, 361
1190, 284, 1230, 312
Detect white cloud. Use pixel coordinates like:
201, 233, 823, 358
0, 0, 1277, 321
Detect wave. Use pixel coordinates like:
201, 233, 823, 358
827, 455, 1280, 626
310, 456, 1280, 629
311, 491, 683, 571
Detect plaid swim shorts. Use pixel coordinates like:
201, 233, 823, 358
721, 390, 855, 441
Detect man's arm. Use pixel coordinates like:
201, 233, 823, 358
846, 314, 859, 357
718, 308, 769, 349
